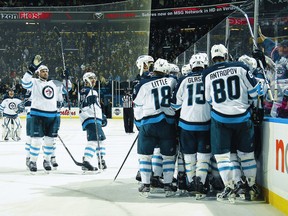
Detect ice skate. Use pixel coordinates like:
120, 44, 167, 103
164, 183, 177, 197
216, 186, 236, 204
50, 156, 58, 169
245, 184, 260, 201
177, 171, 187, 195
43, 160, 52, 173
98, 157, 107, 170
195, 177, 208, 200
135, 170, 141, 182
82, 160, 98, 173
28, 161, 37, 173
234, 177, 248, 200
150, 176, 164, 193
138, 184, 150, 198
186, 177, 197, 196
26, 157, 30, 170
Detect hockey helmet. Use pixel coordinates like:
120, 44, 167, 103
189, 54, 205, 71
153, 58, 170, 74
181, 64, 191, 76
238, 55, 257, 70
36, 65, 49, 73
136, 55, 154, 75
83, 72, 97, 85
198, 52, 209, 67
211, 44, 228, 60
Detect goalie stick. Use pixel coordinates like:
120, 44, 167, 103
57, 134, 84, 166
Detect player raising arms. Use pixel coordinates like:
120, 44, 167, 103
21, 56, 63, 173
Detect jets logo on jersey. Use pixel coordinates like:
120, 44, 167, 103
42, 86, 54, 99
8, 102, 17, 110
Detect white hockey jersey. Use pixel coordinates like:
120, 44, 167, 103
0, 97, 22, 118
203, 61, 260, 123
79, 86, 103, 130
133, 75, 177, 125
172, 72, 211, 131
21, 72, 61, 117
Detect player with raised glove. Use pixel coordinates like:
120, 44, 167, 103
27, 55, 42, 75
252, 49, 267, 69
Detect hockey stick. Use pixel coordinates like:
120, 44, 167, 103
90, 86, 103, 170
114, 134, 139, 181
57, 134, 84, 166
230, 5, 274, 102
54, 26, 72, 116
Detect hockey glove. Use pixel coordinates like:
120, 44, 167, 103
102, 114, 107, 127
61, 68, 70, 79
251, 107, 264, 126
86, 95, 97, 106
252, 49, 267, 68
57, 101, 63, 109
28, 55, 42, 75
16, 103, 25, 114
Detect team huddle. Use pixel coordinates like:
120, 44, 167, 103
132, 44, 268, 203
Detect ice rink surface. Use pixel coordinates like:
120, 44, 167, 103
0, 118, 285, 216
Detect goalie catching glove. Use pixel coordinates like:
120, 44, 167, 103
28, 55, 42, 75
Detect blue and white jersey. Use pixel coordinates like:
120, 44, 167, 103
203, 61, 260, 123
172, 72, 211, 131
0, 97, 22, 118
133, 75, 177, 126
21, 72, 60, 117
79, 86, 102, 130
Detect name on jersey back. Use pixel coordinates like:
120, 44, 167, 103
210, 68, 237, 80
151, 78, 168, 88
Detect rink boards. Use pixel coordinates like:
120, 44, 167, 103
259, 118, 288, 215
19, 108, 288, 215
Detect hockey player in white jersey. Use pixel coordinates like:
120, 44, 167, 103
203, 44, 262, 202
21, 56, 64, 173
0, 89, 23, 141
133, 58, 178, 197
172, 53, 211, 199
79, 72, 107, 171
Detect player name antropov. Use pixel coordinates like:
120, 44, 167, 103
151, 78, 168, 88
210, 68, 237, 80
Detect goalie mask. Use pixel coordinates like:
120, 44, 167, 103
211, 44, 228, 61
83, 72, 97, 87
136, 55, 154, 76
